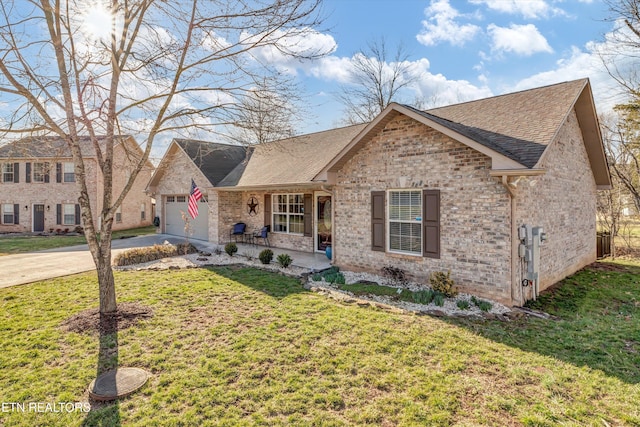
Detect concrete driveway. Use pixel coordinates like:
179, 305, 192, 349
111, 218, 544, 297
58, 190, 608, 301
0, 234, 187, 289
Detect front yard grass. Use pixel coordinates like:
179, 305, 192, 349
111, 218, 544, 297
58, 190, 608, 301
0, 262, 639, 426
0, 225, 156, 256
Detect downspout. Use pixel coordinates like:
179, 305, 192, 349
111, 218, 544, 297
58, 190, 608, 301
500, 176, 523, 306
321, 184, 335, 265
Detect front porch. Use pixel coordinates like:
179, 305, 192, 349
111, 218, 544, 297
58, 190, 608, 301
192, 239, 332, 271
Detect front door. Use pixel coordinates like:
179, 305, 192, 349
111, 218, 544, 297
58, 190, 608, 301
33, 204, 45, 232
315, 192, 332, 252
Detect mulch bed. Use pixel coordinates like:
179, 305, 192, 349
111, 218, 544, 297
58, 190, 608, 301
61, 302, 153, 335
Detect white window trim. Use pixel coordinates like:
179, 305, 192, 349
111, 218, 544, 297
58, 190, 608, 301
272, 193, 304, 235
62, 203, 75, 226
386, 189, 423, 256
33, 162, 46, 183
63, 162, 75, 183
2, 163, 14, 183
2, 204, 14, 224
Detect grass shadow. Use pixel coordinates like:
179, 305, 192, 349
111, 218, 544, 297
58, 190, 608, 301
208, 265, 308, 299
445, 263, 640, 384
82, 313, 121, 427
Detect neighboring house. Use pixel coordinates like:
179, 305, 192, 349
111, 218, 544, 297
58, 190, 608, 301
148, 79, 611, 306
0, 135, 154, 233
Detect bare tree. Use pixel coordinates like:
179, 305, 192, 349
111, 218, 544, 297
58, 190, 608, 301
0, 0, 327, 316
602, 0, 640, 92
336, 38, 420, 125
225, 76, 304, 147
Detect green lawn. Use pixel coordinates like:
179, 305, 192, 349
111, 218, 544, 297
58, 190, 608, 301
0, 263, 639, 426
0, 226, 156, 256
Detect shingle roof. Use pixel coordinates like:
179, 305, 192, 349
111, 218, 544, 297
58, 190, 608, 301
426, 79, 587, 148
0, 135, 127, 158
217, 124, 367, 188
403, 105, 547, 168
174, 139, 247, 186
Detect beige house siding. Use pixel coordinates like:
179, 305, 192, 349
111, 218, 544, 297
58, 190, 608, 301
333, 114, 513, 304
514, 109, 597, 297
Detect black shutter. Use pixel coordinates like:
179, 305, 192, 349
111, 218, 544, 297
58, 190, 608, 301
13, 204, 19, 224
303, 194, 312, 237
423, 189, 440, 259
371, 191, 385, 252
75, 204, 81, 225
44, 162, 50, 183
56, 163, 62, 183
25, 162, 31, 183
264, 194, 271, 227
56, 204, 62, 225
13, 163, 19, 183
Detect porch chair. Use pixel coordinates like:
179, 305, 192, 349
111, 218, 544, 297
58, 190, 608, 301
229, 222, 246, 243
253, 225, 270, 247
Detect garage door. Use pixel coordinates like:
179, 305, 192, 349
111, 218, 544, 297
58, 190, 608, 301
164, 195, 209, 241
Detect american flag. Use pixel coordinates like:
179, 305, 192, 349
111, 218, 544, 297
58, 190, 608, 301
188, 179, 202, 219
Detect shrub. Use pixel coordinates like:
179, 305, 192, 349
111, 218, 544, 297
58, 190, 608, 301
475, 299, 493, 312
259, 249, 273, 265
176, 243, 198, 255
429, 270, 458, 297
381, 266, 408, 285
276, 253, 292, 268
224, 242, 238, 256
456, 300, 471, 310
412, 289, 434, 305
334, 272, 346, 285
114, 244, 177, 266
433, 293, 445, 307
311, 273, 322, 282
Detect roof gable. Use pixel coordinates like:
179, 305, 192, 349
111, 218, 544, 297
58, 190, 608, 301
147, 139, 246, 190
318, 78, 610, 188
0, 135, 132, 159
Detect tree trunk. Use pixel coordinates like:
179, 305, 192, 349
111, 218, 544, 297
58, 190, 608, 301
97, 251, 117, 314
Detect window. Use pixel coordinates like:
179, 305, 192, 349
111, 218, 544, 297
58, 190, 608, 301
388, 190, 422, 255
166, 196, 175, 203
63, 162, 75, 182
2, 163, 14, 183
33, 162, 48, 183
176, 195, 186, 203
2, 204, 14, 224
140, 203, 146, 221
115, 207, 122, 223
63, 204, 75, 225
272, 194, 304, 234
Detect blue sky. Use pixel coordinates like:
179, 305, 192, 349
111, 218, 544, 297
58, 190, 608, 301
291, 0, 620, 133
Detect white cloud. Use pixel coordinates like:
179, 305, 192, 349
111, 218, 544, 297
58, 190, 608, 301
416, 0, 481, 47
470, 0, 565, 19
242, 28, 337, 74
487, 23, 553, 56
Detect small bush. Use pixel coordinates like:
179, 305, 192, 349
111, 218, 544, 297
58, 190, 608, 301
456, 300, 471, 310
334, 272, 346, 285
476, 299, 493, 312
433, 293, 445, 307
412, 289, 434, 305
276, 253, 292, 268
259, 249, 274, 264
224, 242, 238, 256
114, 244, 177, 266
176, 243, 198, 255
381, 266, 408, 285
429, 270, 458, 297
311, 273, 323, 281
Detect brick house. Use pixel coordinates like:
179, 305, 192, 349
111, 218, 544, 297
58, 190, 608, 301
0, 135, 154, 233
148, 79, 611, 306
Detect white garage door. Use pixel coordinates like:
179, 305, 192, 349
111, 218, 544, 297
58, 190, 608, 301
164, 195, 209, 241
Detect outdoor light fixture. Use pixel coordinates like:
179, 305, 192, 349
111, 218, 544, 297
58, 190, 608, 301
47, 205, 50, 211
24, 205, 28, 210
